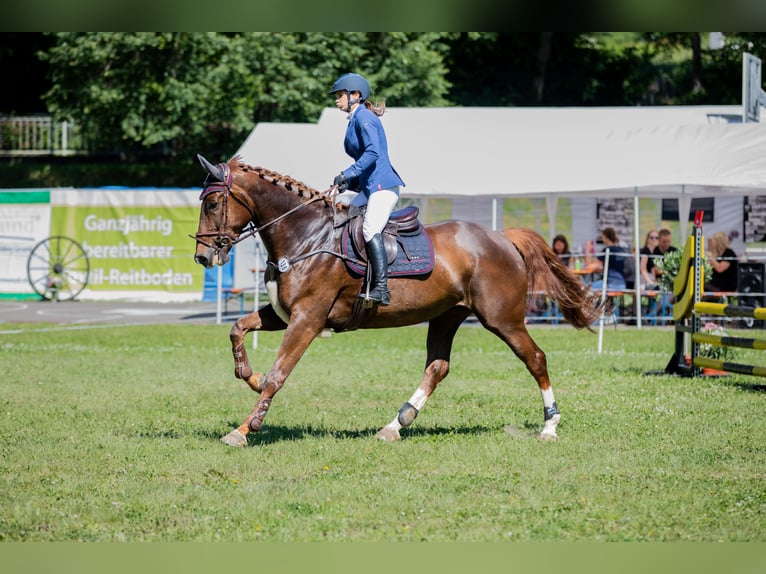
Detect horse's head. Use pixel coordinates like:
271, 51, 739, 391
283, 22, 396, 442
193, 154, 254, 268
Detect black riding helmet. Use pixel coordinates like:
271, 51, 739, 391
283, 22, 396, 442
330, 73, 371, 112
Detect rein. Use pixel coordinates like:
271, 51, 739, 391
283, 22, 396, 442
194, 165, 366, 269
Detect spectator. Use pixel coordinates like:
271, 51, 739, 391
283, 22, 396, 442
705, 231, 738, 293
551, 234, 574, 268
640, 229, 660, 289
652, 228, 678, 281
587, 227, 628, 291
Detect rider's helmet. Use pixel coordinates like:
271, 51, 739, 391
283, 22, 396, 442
329, 73, 371, 100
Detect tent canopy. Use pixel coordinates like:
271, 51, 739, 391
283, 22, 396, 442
234, 105, 766, 200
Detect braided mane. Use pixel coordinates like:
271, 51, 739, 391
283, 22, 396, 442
235, 159, 345, 208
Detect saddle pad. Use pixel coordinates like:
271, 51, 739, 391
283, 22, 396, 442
341, 226, 435, 278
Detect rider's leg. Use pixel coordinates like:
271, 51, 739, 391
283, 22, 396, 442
361, 189, 399, 305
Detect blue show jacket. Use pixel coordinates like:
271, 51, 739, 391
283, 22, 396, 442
341, 106, 404, 196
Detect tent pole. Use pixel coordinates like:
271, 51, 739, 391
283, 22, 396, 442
491, 197, 498, 231
216, 263, 223, 325
634, 188, 641, 329
597, 248, 610, 354
546, 194, 558, 244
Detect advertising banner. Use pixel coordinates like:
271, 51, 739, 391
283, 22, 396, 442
50, 188, 206, 301
0, 190, 52, 299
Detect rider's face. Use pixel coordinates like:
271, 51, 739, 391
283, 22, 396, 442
334, 91, 348, 111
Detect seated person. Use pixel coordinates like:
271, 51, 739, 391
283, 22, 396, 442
586, 227, 628, 291
551, 234, 574, 269
705, 231, 738, 295
640, 229, 660, 290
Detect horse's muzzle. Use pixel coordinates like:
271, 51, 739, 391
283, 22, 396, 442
194, 246, 230, 268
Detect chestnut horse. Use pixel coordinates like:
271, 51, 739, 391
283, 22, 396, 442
193, 155, 605, 447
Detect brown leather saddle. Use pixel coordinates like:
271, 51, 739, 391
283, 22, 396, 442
347, 205, 421, 264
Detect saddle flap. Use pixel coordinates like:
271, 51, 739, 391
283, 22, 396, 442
347, 205, 421, 263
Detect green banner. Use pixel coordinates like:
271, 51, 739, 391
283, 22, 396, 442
50, 201, 204, 296
0, 190, 50, 204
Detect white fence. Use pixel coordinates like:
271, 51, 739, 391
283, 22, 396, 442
0, 115, 86, 156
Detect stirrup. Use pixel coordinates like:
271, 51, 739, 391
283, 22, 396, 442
358, 287, 390, 307
368, 286, 391, 306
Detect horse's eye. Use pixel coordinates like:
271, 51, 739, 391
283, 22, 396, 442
205, 201, 219, 213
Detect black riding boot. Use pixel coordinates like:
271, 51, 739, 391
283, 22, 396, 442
363, 233, 391, 306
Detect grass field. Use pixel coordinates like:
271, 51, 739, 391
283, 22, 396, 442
1, 320, 764, 542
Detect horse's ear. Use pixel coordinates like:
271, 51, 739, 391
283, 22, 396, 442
197, 154, 225, 182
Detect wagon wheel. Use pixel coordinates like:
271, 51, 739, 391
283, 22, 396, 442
27, 236, 90, 301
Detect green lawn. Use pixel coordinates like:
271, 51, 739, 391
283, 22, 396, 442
1, 322, 764, 541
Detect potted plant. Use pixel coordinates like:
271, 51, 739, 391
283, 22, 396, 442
654, 249, 713, 294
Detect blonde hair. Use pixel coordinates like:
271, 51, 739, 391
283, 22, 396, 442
708, 231, 729, 256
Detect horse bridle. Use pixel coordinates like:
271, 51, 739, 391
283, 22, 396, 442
192, 161, 326, 257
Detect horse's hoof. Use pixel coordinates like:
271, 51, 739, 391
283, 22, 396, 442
221, 429, 247, 447
375, 426, 401, 442
539, 413, 560, 440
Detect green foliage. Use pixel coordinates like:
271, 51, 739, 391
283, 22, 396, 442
654, 248, 712, 293
38, 32, 454, 158
13, 31, 766, 163
0, 321, 764, 541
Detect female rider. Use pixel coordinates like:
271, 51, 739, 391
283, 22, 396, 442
330, 72, 405, 306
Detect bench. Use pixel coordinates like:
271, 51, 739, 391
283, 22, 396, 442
221, 287, 255, 315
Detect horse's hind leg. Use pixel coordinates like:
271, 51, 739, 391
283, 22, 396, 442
376, 309, 469, 442
495, 324, 559, 439
229, 304, 287, 393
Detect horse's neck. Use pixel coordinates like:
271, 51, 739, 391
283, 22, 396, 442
250, 181, 335, 261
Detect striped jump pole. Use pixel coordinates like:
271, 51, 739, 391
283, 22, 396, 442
662, 209, 766, 379
693, 301, 766, 321
693, 357, 766, 377
691, 301, 766, 378
692, 331, 766, 351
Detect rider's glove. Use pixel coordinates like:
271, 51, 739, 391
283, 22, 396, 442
332, 173, 348, 191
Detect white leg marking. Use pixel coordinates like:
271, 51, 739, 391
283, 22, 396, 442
539, 387, 559, 439
377, 387, 430, 442
384, 417, 403, 433
540, 414, 560, 439
408, 387, 429, 411
541, 387, 555, 409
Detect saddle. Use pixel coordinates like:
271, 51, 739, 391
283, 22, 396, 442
340, 205, 434, 279
348, 205, 422, 264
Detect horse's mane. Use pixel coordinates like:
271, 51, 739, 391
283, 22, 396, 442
233, 158, 347, 210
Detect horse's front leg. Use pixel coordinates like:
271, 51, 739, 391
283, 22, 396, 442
221, 314, 322, 447
230, 304, 288, 393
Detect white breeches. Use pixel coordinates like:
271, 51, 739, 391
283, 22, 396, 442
351, 188, 400, 241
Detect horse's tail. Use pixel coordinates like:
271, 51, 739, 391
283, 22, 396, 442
503, 228, 610, 330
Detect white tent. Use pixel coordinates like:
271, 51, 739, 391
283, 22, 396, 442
233, 105, 765, 329
235, 106, 762, 190
235, 105, 765, 234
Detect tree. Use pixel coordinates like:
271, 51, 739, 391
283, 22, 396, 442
444, 33, 656, 107
39, 32, 454, 157
41, 33, 248, 155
